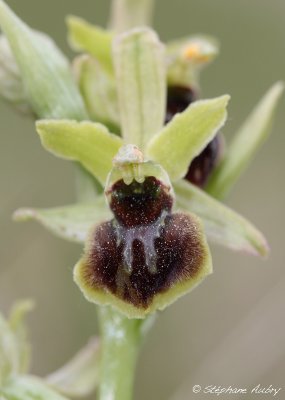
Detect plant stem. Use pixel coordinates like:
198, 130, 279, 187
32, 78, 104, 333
109, 0, 154, 32
95, 2, 157, 399
97, 307, 141, 400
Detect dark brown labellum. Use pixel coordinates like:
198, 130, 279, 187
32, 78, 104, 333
75, 175, 211, 315
81, 212, 206, 310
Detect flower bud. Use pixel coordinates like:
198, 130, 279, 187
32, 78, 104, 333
185, 134, 223, 187
165, 85, 198, 123
166, 85, 223, 187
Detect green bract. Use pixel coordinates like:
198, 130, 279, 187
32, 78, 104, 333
0, 35, 32, 114
67, 16, 218, 90
207, 81, 284, 198
67, 16, 113, 73
0, 0, 87, 120
0, 0, 282, 320
113, 28, 166, 149
73, 55, 120, 131
0, 301, 33, 386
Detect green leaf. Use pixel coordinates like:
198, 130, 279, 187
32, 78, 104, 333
9, 300, 34, 375
0, 301, 33, 386
14, 198, 111, 243
67, 16, 113, 73
36, 120, 123, 186
1, 376, 70, 400
207, 82, 284, 199
147, 95, 230, 181
46, 338, 100, 398
113, 27, 166, 150
174, 179, 269, 257
0, 34, 32, 114
73, 55, 120, 130
166, 35, 219, 87
0, 313, 19, 386
0, 0, 87, 119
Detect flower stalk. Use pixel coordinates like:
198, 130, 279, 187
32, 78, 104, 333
96, 3, 158, 398
109, 0, 154, 32
57, 2, 159, 398
97, 307, 142, 400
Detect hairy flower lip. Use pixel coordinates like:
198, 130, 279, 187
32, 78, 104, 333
74, 209, 212, 319
73, 160, 212, 318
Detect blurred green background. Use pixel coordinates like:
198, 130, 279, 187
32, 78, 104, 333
1, 1, 285, 399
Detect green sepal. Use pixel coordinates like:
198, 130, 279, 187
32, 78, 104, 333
0, 35, 32, 114
174, 179, 269, 257
167, 35, 219, 88
0, 375, 70, 400
14, 198, 111, 244
67, 16, 113, 73
46, 338, 100, 398
0, 0, 87, 120
113, 27, 166, 150
207, 81, 284, 199
73, 55, 120, 131
146, 95, 230, 181
36, 120, 123, 186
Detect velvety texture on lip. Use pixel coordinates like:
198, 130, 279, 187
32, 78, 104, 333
80, 212, 206, 309
75, 175, 212, 317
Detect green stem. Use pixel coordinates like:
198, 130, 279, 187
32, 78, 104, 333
109, 0, 154, 32
97, 307, 141, 400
